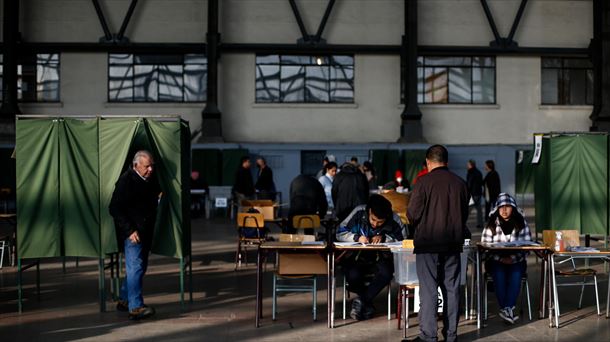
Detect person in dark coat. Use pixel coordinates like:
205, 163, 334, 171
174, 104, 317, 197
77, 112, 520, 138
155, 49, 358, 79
232, 156, 255, 203
331, 162, 369, 222
407, 145, 469, 342
483, 160, 501, 217
287, 174, 328, 233
109, 150, 161, 320
255, 157, 276, 200
466, 159, 484, 228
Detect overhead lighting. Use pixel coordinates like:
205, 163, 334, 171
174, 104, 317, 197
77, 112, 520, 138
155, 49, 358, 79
315, 57, 323, 66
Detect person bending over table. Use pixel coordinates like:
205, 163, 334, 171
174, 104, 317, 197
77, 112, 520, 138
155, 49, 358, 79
481, 193, 532, 324
336, 194, 406, 321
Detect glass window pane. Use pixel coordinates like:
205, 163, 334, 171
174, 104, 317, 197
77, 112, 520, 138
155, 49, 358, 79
425, 57, 471, 66
134, 65, 158, 102
305, 66, 329, 102
567, 69, 586, 105
135, 54, 182, 65
330, 65, 354, 103
424, 67, 448, 104
473, 68, 495, 103
331, 55, 353, 66
563, 58, 593, 69
281, 55, 312, 65
473, 57, 495, 67
37, 64, 60, 101
255, 65, 280, 102
184, 64, 207, 102
19, 65, 37, 102
256, 55, 280, 64
184, 54, 207, 65
280, 65, 305, 102
417, 56, 423, 66
586, 69, 594, 105
541, 69, 559, 104
417, 66, 423, 103
109, 54, 133, 65
109, 66, 134, 101
541, 58, 561, 68
448, 68, 471, 103
158, 65, 183, 102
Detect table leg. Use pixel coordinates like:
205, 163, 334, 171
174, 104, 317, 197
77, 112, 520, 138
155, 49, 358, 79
327, 251, 331, 328
606, 267, 610, 318
256, 248, 263, 327
476, 248, 481, 329
330, 250, 336, 328
539, 255, 547, 319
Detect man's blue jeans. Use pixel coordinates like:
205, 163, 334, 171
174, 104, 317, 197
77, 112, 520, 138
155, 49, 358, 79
119, 236, 151, 311
489, 260, 526, 309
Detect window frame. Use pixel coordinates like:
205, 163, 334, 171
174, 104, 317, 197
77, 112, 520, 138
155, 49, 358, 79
541, 57, 594, 106
255, 54, 355, 104
107, 53, 208, 103
0, 53, 61, 103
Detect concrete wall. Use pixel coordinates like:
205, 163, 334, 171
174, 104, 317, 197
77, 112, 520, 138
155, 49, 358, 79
0, 0, 594, 145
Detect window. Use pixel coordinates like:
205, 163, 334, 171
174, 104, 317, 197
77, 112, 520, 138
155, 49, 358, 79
255, 55, 354, 103
108, 54, 207, 102
541, 58, 593, 105
0, 53, 60, 102
401, 56, 496, 104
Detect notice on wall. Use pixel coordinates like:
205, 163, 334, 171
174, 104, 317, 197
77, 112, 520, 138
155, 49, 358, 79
517, 150, 524, 164
215, 197, 228, 208
532, 134, 543, 164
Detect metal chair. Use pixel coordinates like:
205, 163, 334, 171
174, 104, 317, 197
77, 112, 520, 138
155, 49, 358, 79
483, 272, 532, 321
272, 233, 323, 321
235, 212, 266, 270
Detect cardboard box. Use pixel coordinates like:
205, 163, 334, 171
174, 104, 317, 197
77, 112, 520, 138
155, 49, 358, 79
278, 252, 327, 275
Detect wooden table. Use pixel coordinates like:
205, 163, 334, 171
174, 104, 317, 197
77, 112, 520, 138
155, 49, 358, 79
475, 243, 552, 329
549, 248, 610, 327
255, 241, 328, 328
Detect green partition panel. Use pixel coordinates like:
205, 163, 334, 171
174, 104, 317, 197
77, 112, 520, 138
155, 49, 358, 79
192, 149, 221, 186
403, 150, 427, 185
371, 150, 401, 186
221, 149, 248, 186
16, 119, 61, 258
515, 150, 535, 195
534, 137, 551, 232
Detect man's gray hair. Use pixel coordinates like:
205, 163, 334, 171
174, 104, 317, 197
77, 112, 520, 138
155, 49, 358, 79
132, 150, 153, 166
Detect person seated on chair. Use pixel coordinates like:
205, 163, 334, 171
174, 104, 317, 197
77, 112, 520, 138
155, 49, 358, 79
481, 192, 532, 324
287, 174, 328, 234
336, 194, 406, 321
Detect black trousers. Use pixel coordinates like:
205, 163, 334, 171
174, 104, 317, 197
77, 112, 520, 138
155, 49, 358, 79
416, 252, 461, 342
342, 252, 394, 305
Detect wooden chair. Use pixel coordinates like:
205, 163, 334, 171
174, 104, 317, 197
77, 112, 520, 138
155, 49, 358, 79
272, 233, 324, 321
543, 229, 601, 327
235, 212, 266, 270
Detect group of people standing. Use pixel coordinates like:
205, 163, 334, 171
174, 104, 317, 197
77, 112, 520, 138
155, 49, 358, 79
466, 159, 502, 228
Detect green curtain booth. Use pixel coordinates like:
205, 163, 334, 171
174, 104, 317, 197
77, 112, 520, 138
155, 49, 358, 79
192, 148, 222, 186
402, 150, 427, 185
515, 150, 535, 195
371, 150, 400, 186
534, 133, 608, 235
16, 117, 191, 259
221, 148, 249, 186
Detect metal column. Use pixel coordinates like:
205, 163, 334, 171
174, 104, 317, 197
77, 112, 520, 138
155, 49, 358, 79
200, 0, 223, 141
0, 0, 22, 118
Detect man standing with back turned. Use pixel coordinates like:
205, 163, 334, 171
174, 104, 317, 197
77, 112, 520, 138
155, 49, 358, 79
110, 150, 161, 320
407, 145, 469, 342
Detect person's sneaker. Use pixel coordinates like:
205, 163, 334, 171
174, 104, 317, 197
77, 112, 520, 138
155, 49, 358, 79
509, 306, 520, 322
362, 303, 376, 320
499, 307, 514, 324
349, 298, 363, 320
116, 300, 129, 312
128, 306, 155, 320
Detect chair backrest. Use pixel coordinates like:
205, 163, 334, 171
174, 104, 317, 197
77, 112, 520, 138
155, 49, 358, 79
237, 212, 265, 229
542, 229, 580, 249
241, 199, 275, 207
279, 233, 315, 242
292, 215, 320, 230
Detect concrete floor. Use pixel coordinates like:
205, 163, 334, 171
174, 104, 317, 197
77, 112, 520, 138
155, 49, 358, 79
1, 213, 609, 342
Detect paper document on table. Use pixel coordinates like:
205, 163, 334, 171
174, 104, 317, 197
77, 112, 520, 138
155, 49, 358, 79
301, 241, 325, 246
566, 246, 599, 252
334, 242, 363, 246
382, 241, 404, 247
493, 241, 541, 247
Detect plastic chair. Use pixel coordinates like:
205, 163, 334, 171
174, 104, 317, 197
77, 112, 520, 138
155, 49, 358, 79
544, 230, 601, 328
235, 212, 266, 270
272, 233, 323, 321
483, 272, 532, 321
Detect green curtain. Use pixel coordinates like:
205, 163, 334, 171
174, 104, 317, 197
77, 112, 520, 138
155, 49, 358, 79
403, 150, 427, 185
535, 134, 608, 235
221, 149, 248, 186
515, 150, 535, 195
16, 119, 61, 258
371, 150, 400, 186
192, 149, 221, 186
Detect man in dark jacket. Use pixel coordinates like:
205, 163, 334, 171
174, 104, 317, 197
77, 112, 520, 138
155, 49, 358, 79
466, 159, 484, 228
255, 156, 276, 200
288, 174, 328, 233
336, 194, 405, 321
483, 159, 501, 217
407, 145, 469, 342
332, 162, 369, 221
232, 156, 255, 202
109, 150, 161, 320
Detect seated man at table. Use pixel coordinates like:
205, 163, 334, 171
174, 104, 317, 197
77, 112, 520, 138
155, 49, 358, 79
481, 193, 532, 324
287, 174, 328, 234
336, 194, 405, 320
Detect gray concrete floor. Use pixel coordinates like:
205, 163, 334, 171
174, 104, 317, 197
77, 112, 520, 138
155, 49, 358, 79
1, 211, 610, 341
